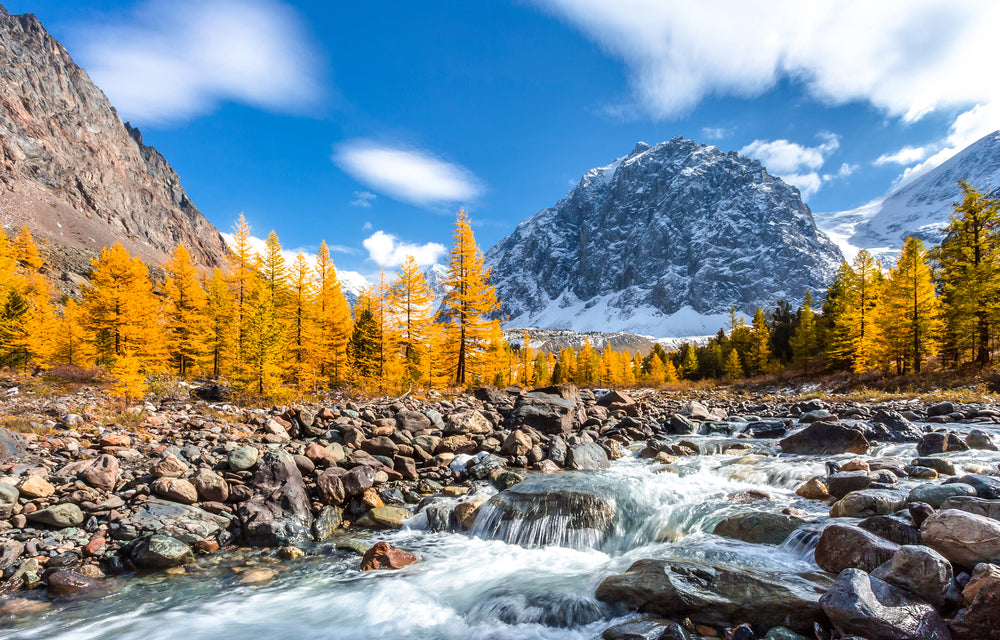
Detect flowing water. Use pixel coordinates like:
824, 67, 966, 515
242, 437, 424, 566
3, 424, 999, 639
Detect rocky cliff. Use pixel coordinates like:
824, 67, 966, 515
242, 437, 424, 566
485, 138, 843, 336
0, 5, 227, 272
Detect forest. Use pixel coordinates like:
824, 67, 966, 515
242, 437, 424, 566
0, 181, 997, 398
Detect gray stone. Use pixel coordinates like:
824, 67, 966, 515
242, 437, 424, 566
827, 470, 871, 499
815, 523, 900, 574
713, 511, 807, 545
872, 544, 953, 609
117, 498, 231, 544
566, 442, 610, 471
940, 496, 1000, 521
26, 503, 84, 528
916, 431, 969, 456
236, 450, 312, 547
228, 446, 259, 472
909, 482, 977, 508
965, 429, 998, 450
830, 489, 907, 518
131, 534, 194, 569
780, 422, 869, 455
508, 392, 584, 435
921, 508, 1000, 569
311, 505, 342, 541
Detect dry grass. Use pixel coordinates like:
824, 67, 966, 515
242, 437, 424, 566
0, 415, 52, 435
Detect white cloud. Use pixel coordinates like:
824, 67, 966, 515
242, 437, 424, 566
534, 0, 1000, 124
700, 126, 730, 141
221, 231, 357, 269
74, 0, 322, 124
362, 221, 373, 231
334, 141, 482, 207
351, 191, 377, 208
874, 146, 929, 166
740, 133, 840, 199
895, 100, 1000, 185
362, 231, 446, 268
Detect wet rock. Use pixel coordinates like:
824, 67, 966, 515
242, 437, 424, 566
914, 457, 956, 476
868, 409, 924, 442
927, 401, 954, 417
316, 467, 347, 504
0, 597, 50, 618
944, 474, 1000, 499
827, 470, 871, 499
916, 431, 968, 456
131, 534, 194, 569
921, 508, 1000, 569
830, 489, 906, 518
228, 446, 259, 472
77, 455, 119, 491
713, 511, 807, 545
669, 414, 698, 435
815, 523, 900, 574
237, 450, 312, 547
508, 391, 584, 435
360, 541, 418, 571
871, 544, 953, 609
18, 475, 54, 499
820, 568, 951, 640
0, 540, 24, 571
566, 442, 610, 471
342, 465, 376, 497
191, 469, 228, 503
311, 505, 342, 541
795, 477, 829, 500
763, 628, 805, 640
779, 422, 868, 455
117, 498, 231, 544
949, 562, 1000, 640
940, 496, 1000, 521
965, 429, 998, 450
501, 429, 532, 457
909, 482, 977, 508
26, 503, 84, 528
239, 568, 275, 584
745, 421, 786, 439
366, 505, 410, 529
46, 570, 101, 599
602, 617, 685, 640
858, 515, 923, 546
151, 477, 198, 504
151, 454, 188, 478
595, 559, 828, 634
908, 502, 935, 528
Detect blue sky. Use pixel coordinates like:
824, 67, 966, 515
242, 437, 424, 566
8, 1, 1000, 279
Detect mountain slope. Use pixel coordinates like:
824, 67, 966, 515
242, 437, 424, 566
485, 138, 843, 336
816, 130, 1000, 261
0, 5, 227, 270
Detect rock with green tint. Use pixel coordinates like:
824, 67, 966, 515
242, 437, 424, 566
228, 446, 259, 472
131, 534, 194, 570
312, 506, 342, 541
369, 506, 410, 529
26, 503, 84, 528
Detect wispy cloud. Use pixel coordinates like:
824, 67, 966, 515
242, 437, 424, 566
362, 230, 446, 268
700, 126, 730, 141
351, 191, 377, 208
73, 0, 323, 124
740, 133, 840, 199
334, 140, 482, 207
874, 146, 929, 166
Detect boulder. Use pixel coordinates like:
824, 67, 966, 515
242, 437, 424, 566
595, 558, 828, 634
151, 454, 188, 478
858, 515, 923, 546
713, 511, 807, 545
867, 409, 924, 442
815, 523, 900, 574
949, 562, 1000, 640
827, 470, 871, 499
909, 482, 977, 508
940, 496, 1000, 521
228, 446, 259, 472
77, 455, 119, 491
444, 410, 493, 435
0, 428, 27, 461
820, 568, 951, 640
669, 414, 698, 435
131, 534, 195, 570
26, 503, 84, 528
312, 505, 343, 541
795, 477, 829, 500
601, 618, 684, 640
944, 474, 1000, 499
360, 541, 418, 571
366, 506, 410, 529
395, 410, 431, 432
566, 442, 610, 471
830, 488, 906, 518
151, 477, 198, 504
921, 509, 1000, 569
46, 570, 102, 599
965, 429, 998, 451
508, 391, 584, 435
779, 422, 869, 455
236, 450, 312, 547
191, 469, 229, 503
501, 429, 532, 457
927, 401, 954, 417
871, 544, 953, 609
342, 465, 376, 497
18, 475, 54, 499
116, 498, 231, 544
916, 431, 969, 457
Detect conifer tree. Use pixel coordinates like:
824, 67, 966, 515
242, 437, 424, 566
680, 343, 699, 379
203, 269, 233, 378
388, 256, 435, 383
747, 307, 772, 375
81, 242, 166, 368
314, 242, 353, 385
12, 226, 43, 273
646, 355, 665, 384
533, 352, 550, 385
827, 250, 884, 372
441, 209, 501, 384
109, 348, 148, 404
880, 237, 941, 373
240, 274, 283, 395
349, 288, 381, 385
0, 230, 17, 295
790, 290, 820, 374
933, 180, 1000, 365
288, 253, 319, 389
226, 214, 255, 369
577, 338, 599, 384
722, 349, 743, 379
163, 243, 208, 376
662, 357, 679, 383
6, 228, 57, 367
55, 299, 96, 367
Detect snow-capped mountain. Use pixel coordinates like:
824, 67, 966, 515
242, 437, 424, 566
816, 130, 1000, 261
335, 263, 449, 309
485, 138, 844, 337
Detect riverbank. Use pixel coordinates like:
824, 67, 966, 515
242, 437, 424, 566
0, 381, 998, 639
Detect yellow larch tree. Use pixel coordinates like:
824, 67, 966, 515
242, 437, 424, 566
313, 241, 353, 386
240, 272, 283, 395
203, 269, 233, 378
226, 214, 256, 370
879, 237, 941, 373
81, 242, 166, 369
827, 250, 884, 372
5, 228, 57, 367
55, 299, 96, 367
388, 256, 435, 384
441, 209, 501, 385
288, 252, 319, 390
163, 243, 208, 377
747, 307, 772, 375
12, 226, 43, 273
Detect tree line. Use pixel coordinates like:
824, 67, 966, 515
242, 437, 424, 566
0, 209, 505, 398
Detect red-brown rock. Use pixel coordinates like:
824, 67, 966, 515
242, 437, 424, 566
360, 541, 418, 571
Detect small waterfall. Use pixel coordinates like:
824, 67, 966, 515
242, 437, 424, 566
777, 528, 820, 560
464, 589, 612, 628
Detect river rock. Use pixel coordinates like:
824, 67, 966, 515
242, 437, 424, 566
566, 443, 610, 471
501, 429, 532, 457
151, 454, 188, 478
944, 474, 1000, 499
0, 482, 18, 518
868, 409, 924, 442
940, 496, 1000, 521
595, 558, 828, 634
46, 570, 101, 599
921, 508, 1000, 569
395, 410, 431, 432
191, 469, 229, 503
927, 401, 954, 417
304, 443, 337, 467
0, 428, 27, 461
360, 541, 418, 571
77, 454, 119, 491
312, 505, 342, 541
871, 544, 953, 609
815, 523, 900, 573
779, 422, 868, 455
228, 446, 259, 472
914, 457, 956, 476
713, 511, 807, 545
237, 450, 313, 547
916, 431, 969, 456
131, 534, 195, 569
26, 503, 84, 528
342, 465, 376, 497
18, 475, 54, 499
508, 391, 584, 435
150, 477, 197, 504
830, 489, 906, 518
858, 515, 923, 546
819, 568, 951, 640
949, 562, 1000, 640
909, 482, 978, 508
444, 409, 492, 435
795, 477, 829, 500
827, 470, 871, 499
367, 506, 410, 529
116, 498, 231, 544
601, 618, 685, 640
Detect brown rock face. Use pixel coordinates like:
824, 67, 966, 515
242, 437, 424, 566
0, 8, 227, 273
360, 541, 418, 571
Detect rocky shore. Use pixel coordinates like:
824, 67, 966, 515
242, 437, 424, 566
0, 381, 998, 639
